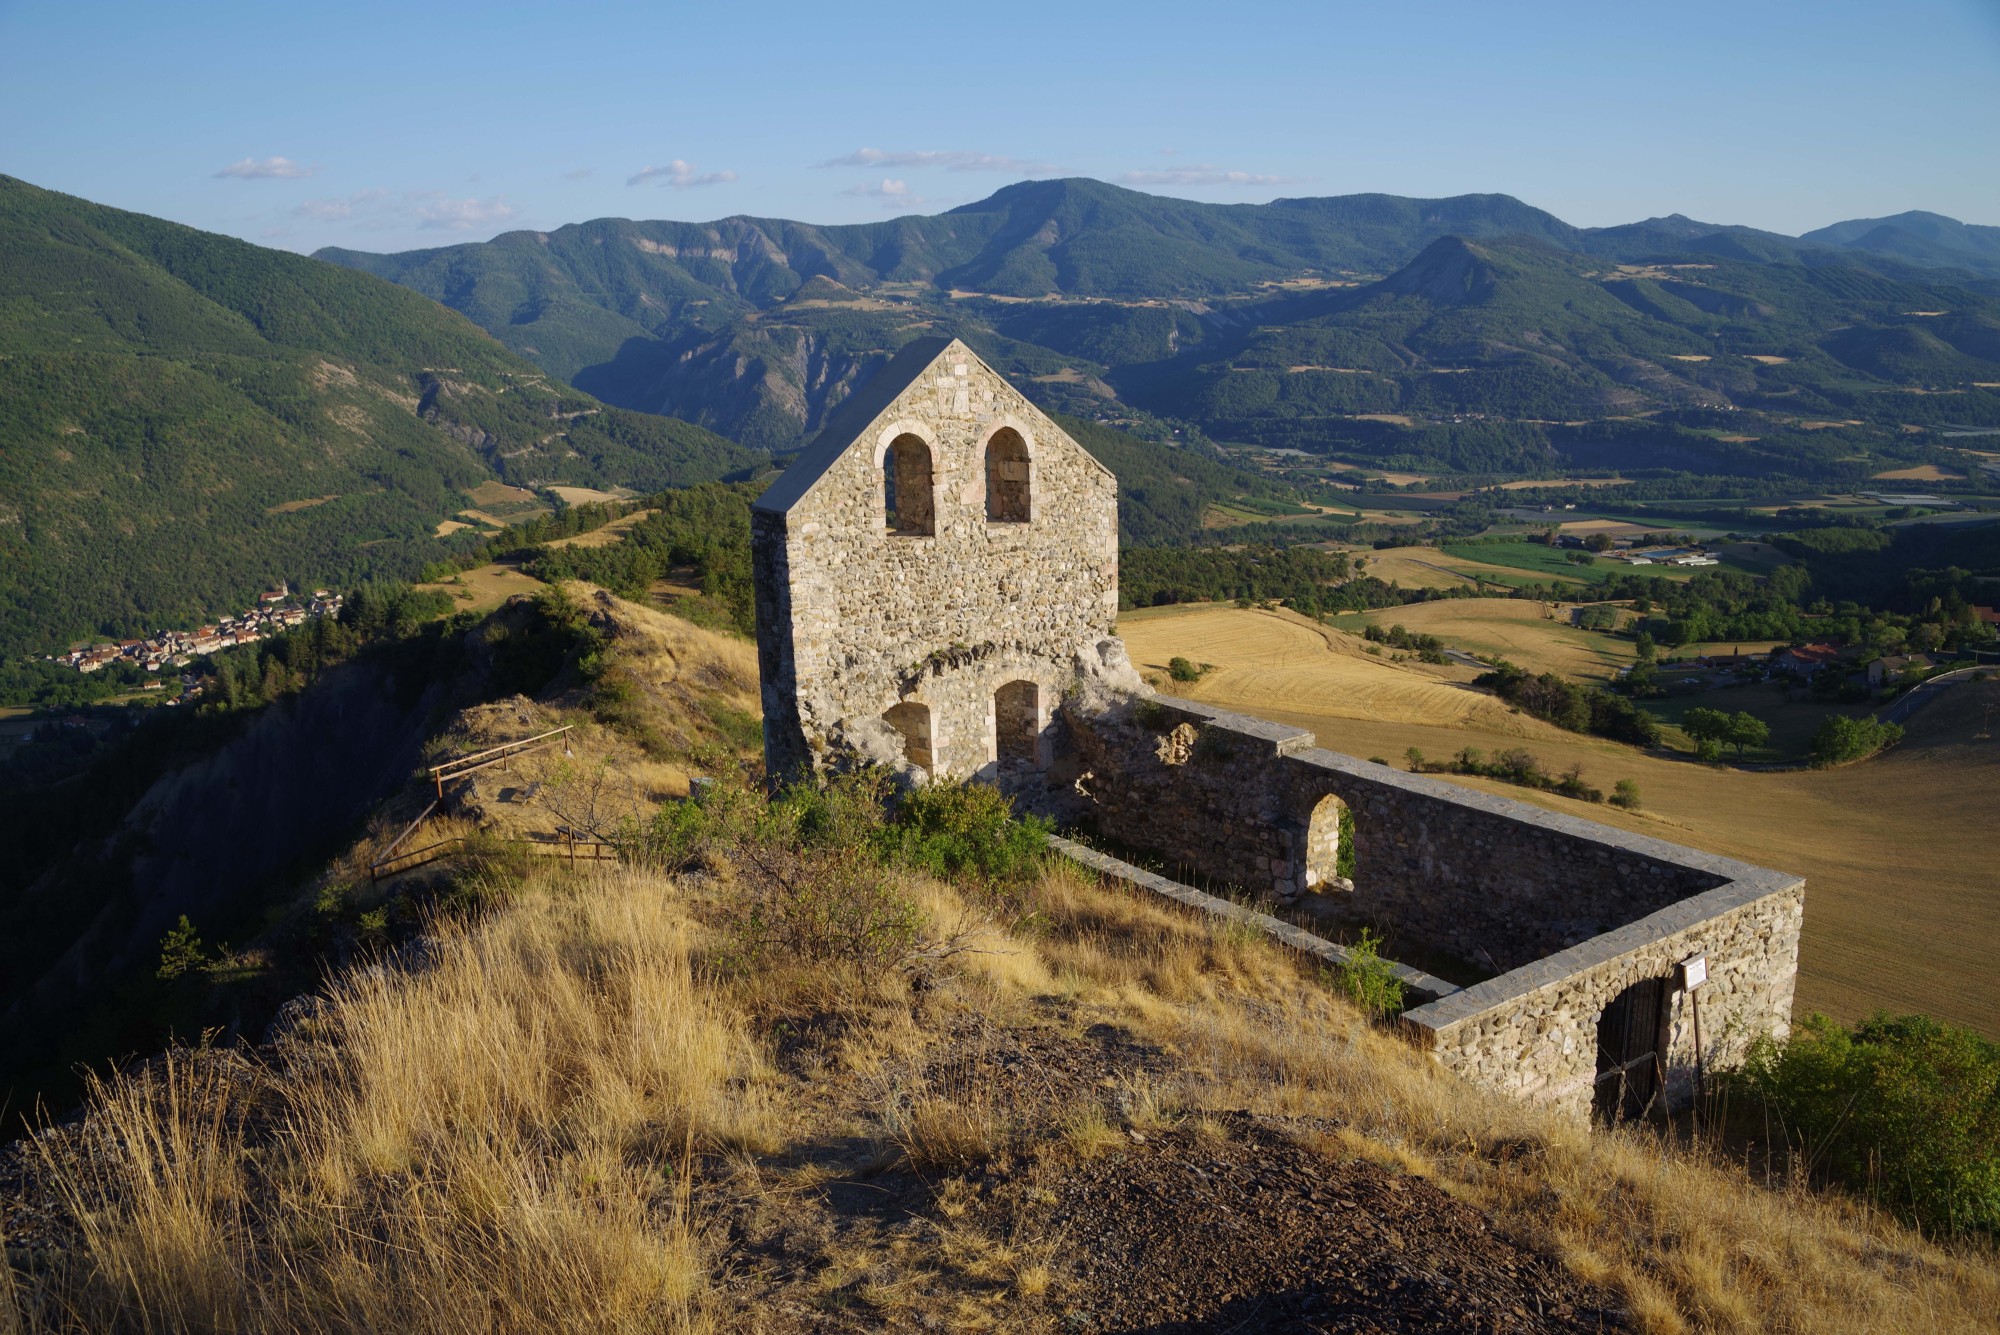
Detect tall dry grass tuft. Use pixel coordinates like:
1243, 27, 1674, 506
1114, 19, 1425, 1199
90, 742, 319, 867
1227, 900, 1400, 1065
23, 865, 765, 1334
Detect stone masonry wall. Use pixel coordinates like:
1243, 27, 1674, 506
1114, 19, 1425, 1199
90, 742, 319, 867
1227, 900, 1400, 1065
1062, 692, 1804, 1119
1067, 695, 1739, 970
1402, 880, 1804, 1120
755, 339, 1120, 782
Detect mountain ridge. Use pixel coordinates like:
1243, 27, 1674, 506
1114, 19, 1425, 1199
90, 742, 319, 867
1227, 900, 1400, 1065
314, 179, 2000, 461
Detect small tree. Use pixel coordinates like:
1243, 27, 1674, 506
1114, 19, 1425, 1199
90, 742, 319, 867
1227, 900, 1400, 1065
157, 915, 207, 980
1608, 779, 1642, 811
1168, 656, 1205, 683
1725, 711, 1770, 758
1682, 707, 1732, 757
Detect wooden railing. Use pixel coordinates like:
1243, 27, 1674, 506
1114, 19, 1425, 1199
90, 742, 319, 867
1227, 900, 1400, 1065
364, 726, 611, 881
369, 828, 620, 882
428, 725, 573, 799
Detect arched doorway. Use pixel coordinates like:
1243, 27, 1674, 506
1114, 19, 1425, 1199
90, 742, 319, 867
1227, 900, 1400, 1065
985, 427, 1031, 523
882, 701, 934, 772
994, 680, 1039, 766
1302, 793, 1354, 891
883, 433, 935, 536
1593, 976, 1670, 1122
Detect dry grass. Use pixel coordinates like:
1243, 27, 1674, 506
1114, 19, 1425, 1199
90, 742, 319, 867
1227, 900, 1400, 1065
546, 485, 631, 507
464, 481, 538, 507
10, 839, 2000, 1332
1870, 464, 1965, 482
1120, 605, 1536, 730
26, 865, 755, 1333
415, 562, 545, 615
1348, 543, 1581, 590
1127, 605, 2000, 1036
1347, 597, 1637, 680
543, 509, 656, 550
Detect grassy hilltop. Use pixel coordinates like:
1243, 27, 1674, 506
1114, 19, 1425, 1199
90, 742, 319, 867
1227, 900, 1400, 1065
3, 585, 1996, 1332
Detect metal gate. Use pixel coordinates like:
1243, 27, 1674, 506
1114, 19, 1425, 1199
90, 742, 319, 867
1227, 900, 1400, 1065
1593, 976, 1669, 1122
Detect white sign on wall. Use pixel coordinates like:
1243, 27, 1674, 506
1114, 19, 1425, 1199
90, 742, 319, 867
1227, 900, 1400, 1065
1680, 954, 1708, 990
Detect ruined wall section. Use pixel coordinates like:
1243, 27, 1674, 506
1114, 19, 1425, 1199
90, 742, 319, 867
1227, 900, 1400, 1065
1068, 695, 1735, 968
1403, 880, 1804, 1120
1063, 692, 1804, 1120
755, 340, 1120, 781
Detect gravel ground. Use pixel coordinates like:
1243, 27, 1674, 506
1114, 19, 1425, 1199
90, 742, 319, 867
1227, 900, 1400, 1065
1033, 1111, 1624, 1333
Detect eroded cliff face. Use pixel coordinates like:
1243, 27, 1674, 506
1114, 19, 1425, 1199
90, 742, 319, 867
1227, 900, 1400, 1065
0, 657, 447, 1110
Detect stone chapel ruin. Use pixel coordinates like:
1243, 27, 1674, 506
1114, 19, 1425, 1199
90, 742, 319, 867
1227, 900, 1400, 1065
752, 338, 1805, 1123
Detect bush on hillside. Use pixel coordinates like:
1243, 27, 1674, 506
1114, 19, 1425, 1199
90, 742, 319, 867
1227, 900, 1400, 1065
1729, 1013, 2000, 1237
1810, 715, 1902, 767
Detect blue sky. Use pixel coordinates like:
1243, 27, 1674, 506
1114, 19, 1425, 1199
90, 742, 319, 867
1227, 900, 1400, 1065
3, 0, 1997, 255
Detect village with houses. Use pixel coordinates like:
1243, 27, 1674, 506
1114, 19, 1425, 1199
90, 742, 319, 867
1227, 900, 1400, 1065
56, 585, 345, 683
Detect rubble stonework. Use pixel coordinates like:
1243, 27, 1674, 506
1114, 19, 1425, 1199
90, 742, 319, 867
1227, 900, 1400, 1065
1060, 694, 1804, 1121
751, 347, 1804, 1123
753, 337, 1124, 782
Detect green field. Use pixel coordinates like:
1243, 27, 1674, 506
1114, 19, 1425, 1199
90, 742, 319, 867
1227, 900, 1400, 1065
1439, 541, 1613, 583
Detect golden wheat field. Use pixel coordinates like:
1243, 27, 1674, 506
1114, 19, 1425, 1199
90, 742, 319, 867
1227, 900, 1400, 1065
1119, 605, 2000, 1036
544, 508, 657, 550
1346, 545, 1547, 591
417, 561, 545, 614
1343, 598, 1637, 680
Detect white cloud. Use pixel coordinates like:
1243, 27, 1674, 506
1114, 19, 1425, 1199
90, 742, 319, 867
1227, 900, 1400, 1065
1119, 164, 1306, 188
413, 193, 517, 230
843, 178, 930, 210
290, 188, 391, 221
214, 156, 317, 180
818, 148, 1055, 174
286, 188, 515, 232
563, 167, 594, 181
627, 160, 738, 188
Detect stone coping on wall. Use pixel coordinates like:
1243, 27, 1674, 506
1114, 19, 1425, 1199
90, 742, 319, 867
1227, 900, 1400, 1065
1398, 868, 1805, 1042
1046, 835, 1463, 1005
1146, 694, 1783, 889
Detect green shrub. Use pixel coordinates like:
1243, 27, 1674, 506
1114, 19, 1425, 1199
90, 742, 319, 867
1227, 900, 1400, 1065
1335, 805, 1357, 880
877, 781, 1050, 889
1167, 656, 1205, 683
1811, 715, 1904, 767
1328, 929, 1404, 1018
1608, 779, 1642, 810
1729, 1013, 2000, 1237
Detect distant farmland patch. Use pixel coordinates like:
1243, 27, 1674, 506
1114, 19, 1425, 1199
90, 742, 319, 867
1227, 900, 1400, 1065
266, 495, 338, 515
547, 484, 634, 506
465, 481, 538, 507
1348, 598, 1636, 681
1871, 463, 1966, 481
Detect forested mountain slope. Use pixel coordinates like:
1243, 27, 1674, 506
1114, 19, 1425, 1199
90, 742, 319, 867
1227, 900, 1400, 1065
0, 177, 756, 654
319, 180, 2000, 466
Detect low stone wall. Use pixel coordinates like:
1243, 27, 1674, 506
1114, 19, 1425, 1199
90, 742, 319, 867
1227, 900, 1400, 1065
1048, 836, 1462, 1006
1401, 877, 1803, 1119
1060, 691, 1805, 1120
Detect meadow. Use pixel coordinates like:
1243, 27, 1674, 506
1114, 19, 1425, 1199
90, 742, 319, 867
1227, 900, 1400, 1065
1120, 605, 2000, 1037
1341, 598, 1636, 680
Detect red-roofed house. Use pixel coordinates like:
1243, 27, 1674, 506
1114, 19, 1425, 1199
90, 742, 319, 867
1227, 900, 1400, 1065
1773, 641, 1844, 676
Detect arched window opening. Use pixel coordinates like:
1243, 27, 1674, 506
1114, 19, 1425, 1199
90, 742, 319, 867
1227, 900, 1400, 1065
883, 701, 934, 771
1593, 976, 1671, 1123
994, 680, 1039, 766
1303, 793, 1355, 891
985, 428, 1030, 524
884, 433, 934, 537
